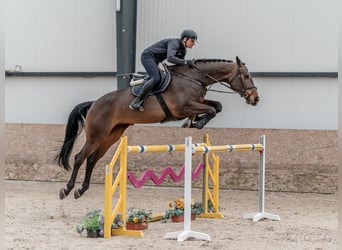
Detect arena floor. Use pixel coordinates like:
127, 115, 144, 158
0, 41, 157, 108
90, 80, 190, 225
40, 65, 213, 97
5, 180, 337, 249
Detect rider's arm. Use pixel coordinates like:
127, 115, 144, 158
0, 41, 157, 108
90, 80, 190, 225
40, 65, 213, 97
166, 39, 186, 65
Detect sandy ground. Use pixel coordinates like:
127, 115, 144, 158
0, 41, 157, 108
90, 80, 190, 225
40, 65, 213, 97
5, 180, 337, 250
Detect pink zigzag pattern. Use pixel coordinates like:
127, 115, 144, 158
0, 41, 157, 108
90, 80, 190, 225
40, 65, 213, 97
127, 161, 205, 188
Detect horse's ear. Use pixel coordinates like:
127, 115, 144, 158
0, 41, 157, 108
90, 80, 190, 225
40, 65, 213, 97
236, 56, 241, 65
236, 56, 245, 66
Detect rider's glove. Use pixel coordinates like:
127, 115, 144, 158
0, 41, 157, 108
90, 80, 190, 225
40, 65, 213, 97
186, 59, 196, 68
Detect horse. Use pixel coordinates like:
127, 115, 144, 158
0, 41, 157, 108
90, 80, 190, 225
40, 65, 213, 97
56, 56, 259, 199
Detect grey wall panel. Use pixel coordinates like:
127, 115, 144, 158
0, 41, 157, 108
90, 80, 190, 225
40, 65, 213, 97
5, 0, 337, 72
5, 0, 116, 71
5, 77, 117, 124
136, 0, 338, 72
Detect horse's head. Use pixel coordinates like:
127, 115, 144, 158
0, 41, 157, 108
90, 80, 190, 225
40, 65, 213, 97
170, 57, 260, 106
228, 57, 260, 106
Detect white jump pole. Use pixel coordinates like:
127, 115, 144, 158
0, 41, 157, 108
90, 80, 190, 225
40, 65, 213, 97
164, 136, 210, 241
243, 135, 280, 222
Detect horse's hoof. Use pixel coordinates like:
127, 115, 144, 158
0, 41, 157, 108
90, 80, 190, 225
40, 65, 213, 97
59, 189, 67, 200
138, 106, 144, 112
194, 122, 204, 129
194, 117, 210, 129
74, 189, 82, 199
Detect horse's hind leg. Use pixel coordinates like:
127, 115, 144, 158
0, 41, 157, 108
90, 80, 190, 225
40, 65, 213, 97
74, 148, 100, 199
59, 142, 96, 199
74, 124, 130, 199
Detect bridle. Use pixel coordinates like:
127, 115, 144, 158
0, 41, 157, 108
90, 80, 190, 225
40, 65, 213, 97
232, 68, 258, 101
189, 63, 258, 102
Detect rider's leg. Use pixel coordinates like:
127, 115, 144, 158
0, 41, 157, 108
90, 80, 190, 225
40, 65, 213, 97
129, 53, 160, 111
129, 77, 156, 110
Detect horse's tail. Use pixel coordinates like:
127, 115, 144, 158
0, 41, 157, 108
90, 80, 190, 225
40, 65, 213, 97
55, 101, 93, 171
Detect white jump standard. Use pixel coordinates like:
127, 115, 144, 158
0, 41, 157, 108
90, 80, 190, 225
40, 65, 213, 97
164, 136, 211, 241
243, 135, 280, 222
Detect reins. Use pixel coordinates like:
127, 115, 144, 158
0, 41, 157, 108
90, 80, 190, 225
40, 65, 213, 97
190, 65, 238, 94
208, 83, 238, 94
170, 63, 239, 94
169, 71, 206, 87
170, 70, 238, 95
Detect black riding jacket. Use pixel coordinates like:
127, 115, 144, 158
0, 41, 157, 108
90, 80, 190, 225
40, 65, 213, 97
142, 38, 187, 65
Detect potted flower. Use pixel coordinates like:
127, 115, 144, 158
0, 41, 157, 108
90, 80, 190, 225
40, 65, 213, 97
126, 208, 152, 230
164, 198, 203, 222
76, 209, 104, 238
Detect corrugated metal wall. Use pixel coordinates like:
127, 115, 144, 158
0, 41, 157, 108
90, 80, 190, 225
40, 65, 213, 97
4, 0, 339, 129
5, 0, 338, 72
5, 0, 116, 71
136, 0, 338, 72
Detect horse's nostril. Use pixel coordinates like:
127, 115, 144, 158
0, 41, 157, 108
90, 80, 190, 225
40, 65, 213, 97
253, 96, 260, 105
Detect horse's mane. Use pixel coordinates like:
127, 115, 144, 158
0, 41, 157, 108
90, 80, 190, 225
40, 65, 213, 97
167, 58, 234, 72
194, 59, 233, 63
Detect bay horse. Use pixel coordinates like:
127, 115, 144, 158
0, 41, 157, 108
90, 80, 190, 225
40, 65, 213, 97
56, 56, 259, 199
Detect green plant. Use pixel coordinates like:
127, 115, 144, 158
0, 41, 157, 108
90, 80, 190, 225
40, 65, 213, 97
77, 209, 125, 237
163, 198, 203, 219
126, 208, 152, 224
76, 209, 104, 235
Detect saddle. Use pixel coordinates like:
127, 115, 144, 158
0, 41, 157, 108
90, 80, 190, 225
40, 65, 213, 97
130, 63, 171, 97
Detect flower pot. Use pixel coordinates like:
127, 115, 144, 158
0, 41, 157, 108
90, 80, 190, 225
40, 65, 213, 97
125, 221, 148, 230
86, 229, 98, 238
171, 213, 196, 223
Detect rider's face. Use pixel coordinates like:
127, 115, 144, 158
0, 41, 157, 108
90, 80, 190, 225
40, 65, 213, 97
184, 38, 196, 48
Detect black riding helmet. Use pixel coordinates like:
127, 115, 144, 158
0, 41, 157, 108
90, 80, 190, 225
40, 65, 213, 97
180, 29, 198, 41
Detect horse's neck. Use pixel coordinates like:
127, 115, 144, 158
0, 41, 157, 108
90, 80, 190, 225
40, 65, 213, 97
195, 62, 236, 84
169, 61, 237, 85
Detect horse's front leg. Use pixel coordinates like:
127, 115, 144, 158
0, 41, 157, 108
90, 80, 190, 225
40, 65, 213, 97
181, 115, 203, 128
182, 100, 222, 128
181, 116, 195, 128
203, 99, 222, 114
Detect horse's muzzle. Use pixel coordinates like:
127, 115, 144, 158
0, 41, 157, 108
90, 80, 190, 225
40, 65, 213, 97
251, 96, 260, 106
245, 89, 260, 106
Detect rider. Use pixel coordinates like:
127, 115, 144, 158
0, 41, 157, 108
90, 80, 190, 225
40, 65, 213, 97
129, 29, 198, 111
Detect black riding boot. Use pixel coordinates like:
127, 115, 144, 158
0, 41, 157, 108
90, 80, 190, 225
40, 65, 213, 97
129, 78, 156, 111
